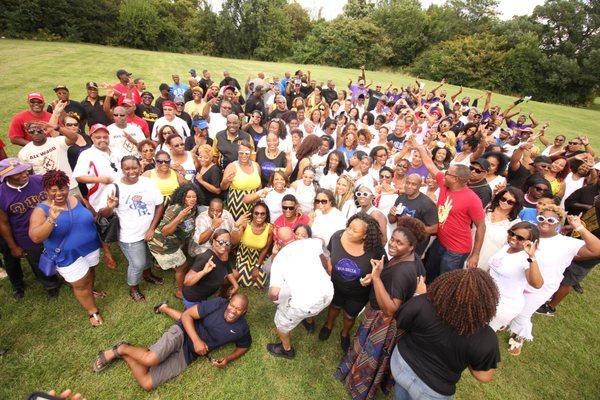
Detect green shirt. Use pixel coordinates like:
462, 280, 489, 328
148, 204, 197, 255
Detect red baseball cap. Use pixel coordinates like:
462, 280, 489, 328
27, 92, 44, 102
89, 124, 109, 135
162, 100, 177, 109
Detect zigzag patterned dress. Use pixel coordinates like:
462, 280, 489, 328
225, 161, 261, 220
236, 223, 271, 288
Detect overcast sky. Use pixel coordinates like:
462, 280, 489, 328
208, 0, 546, 20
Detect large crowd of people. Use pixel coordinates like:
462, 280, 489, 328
2, 67, 599, 399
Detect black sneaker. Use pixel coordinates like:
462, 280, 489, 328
318, 326, 332, 341
47, 287, 60, 300
340, 335, 351, 352
266, 342, 295, 359
12, 289, 24, 300
573, 282, 584, 294
535, 303, 555, 316
301, 319, 315, 333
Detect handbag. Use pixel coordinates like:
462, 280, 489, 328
39, 202, 73, 277
96, 183, 120, 243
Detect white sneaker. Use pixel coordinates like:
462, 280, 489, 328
0, 268, 7, 279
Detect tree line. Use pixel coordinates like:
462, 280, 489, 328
1, 0, 598, 105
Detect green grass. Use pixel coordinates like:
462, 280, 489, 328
1, 39, 600, 400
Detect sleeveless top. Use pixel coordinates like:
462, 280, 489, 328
561, 172, 584, 208
179, 151, 197, 181
231, 161, 261, 191
241, 223, 271, 250
293, 180, 317, 214
149, 169, 179, 198
38, 201, 100, 267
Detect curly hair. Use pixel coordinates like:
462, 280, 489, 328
170, 183, 201, 208
482, 151, 508, 176
268, 170, 289, 187
487, 187, 524, 221
538, 203, 567, 224
137, 139, 156, 153
432, 146, 453, 167
394, 216, 427, 246
42, 170, 69, 190
427, 268, 499, 336
347, 212, 383, 253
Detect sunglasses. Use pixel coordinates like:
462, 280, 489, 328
156, 159, 171, 164
253, 211, 266, 216
355, 191, 371, 197
569, 141, 582, 145
109, 162, 118, 172
469, 166, 484, 174
216, 239, 231, 247
499, 197, 516, 206
396, 164, 409, 168
507, 230, 528, 242
314, 198, 329, 204
113, 114, 127, 117
537, 215, 559, 225
28, 129, 45, 135
282, 206, 296, 211
238, 150, 251, 155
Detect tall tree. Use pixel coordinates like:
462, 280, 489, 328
343, 0, 375, 19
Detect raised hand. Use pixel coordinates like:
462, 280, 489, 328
106, 190, 118, 208
203, 256, 216, 274
48, 200, 63, 220
415, 275, 427, 295
523, 240, 537, 257
566, 214, 584, 231
370, 255, 385, 278
180, 204, 194, 218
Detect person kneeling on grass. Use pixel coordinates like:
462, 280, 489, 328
267, 227, 334, 359
93, 294, 251, 390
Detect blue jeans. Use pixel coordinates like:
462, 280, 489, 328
424, 239, 469, 284
390, 347, 452, 400
119, 240, 152, 286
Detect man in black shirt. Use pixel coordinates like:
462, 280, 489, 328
366, 84, 384, 112
135, 91, 160, 133
48, 85, 87, 130
93, 295, 251, 390
212, 114, 254, 169
321, 80, 338, 105
245, 86, 266, 119
285, 79, 306, 109
219, 70, 241, 90
155, 83, 172, 115
468, 158, 493, 207
81, 81, 113, 128
198, 69, 213, 94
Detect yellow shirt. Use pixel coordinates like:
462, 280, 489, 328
149, 169, 179, 198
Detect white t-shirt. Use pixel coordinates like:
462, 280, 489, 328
72, 146, 122, 211
151, 116, 191, 140
264, 188, 293, 223
292, 181, 316, 214
269, 238, 334, 312
208, 112, 227, 139
489, 245, 530, 303
529, 234, 583, 295
105, 177, 164, 243
319, 172, 339, 192
107, 123, 146, 157
312, 207, 347, 247
18, 136, 77, 189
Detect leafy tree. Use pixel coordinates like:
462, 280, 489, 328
283, 2, 313, 42
116, 0, 162, 50
343, 0, 375, 19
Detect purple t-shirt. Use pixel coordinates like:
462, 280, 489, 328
0, 175, 46, 249
506, 119, 532, 130
349, 83, 369, 103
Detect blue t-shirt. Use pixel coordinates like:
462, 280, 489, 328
518, 208, 538, 224
178, 297, 251, 364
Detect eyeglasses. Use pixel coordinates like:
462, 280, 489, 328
142, 148, 155, 153
216, 239, 231, 247
282, 206, 296, 211
355, 191, 371, 197
499, 197, 516, 206
253, 211, 266, 216
314, 198, 329, 204
396, 164, 409, 169
469, 166, 484, 174
238, 150, 251, 155
29, 129, 45, 135
113, 114, 126, 117
537, 215, 560, 225
65, 122, 79, 127
156, 159, 171, 164
507, 230, 527, 242
537, 164, 549, 170
533, 185, 548, 192
444, 171, 459, 178
176, 103, 184, 106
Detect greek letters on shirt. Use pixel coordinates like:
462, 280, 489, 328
9, 192, 47, 215
334, 258, 361, 281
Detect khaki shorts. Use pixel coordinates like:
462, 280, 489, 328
149, 325, 188, 389
274, 294, 332, 334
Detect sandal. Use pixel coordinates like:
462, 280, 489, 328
153, 300, 168, 314
130, 289, 146, 302
143, 274, 164, 285
508, 336, 523, 356
89, 311, 103, 327
93, 289, 107, 299
92, 342, 128, 373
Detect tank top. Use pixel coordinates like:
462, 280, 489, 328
231, 161, 261, 191
241, 223, 271, 250
179, 151, 196, 181
561, 173, 584, 208
149, 169, 179, 198
293, 180, 317, 214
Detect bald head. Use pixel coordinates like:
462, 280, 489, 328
277, 226, 294, 245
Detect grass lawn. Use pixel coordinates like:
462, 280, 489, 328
0, 39, 599, 399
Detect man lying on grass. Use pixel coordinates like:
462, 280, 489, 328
92, 294, 251, 390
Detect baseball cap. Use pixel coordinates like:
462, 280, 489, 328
53, 85, 69, 92
173, 96, 185, 105
140, 91, 154, 99
531, 155, 552, 165
0, 158, 32, 183
472, 158, 490, 172
27, 92, 44, 102
192, 120, 209, 129
116, 69, 132, 78
89, 124, 109, 135
189, 68, 196, 74
122, 98, 136, 107
86, 81, 99, 90
162, 100, 177, 109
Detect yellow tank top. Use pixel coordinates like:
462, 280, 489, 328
231, 161, 261, 191
550, 178, 561, 196
241, 223, 271, 250
149, 169, 179, 198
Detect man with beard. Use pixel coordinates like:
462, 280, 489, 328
8, 92, 56, 146
46, 85, 87, 130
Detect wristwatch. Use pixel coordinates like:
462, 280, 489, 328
527, 257, 536, 263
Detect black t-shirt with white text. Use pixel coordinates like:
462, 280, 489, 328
393, 193, 438, 254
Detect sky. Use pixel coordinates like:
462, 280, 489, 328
208, 0, 546, 20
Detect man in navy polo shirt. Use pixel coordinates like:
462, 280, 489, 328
93, 294, 251, 390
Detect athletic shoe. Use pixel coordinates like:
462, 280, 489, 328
266, 342, 295, 359
301, 319, 315, 333
573, 282, 584, 294
535, 303, 555, 316
318, 326, 332, 341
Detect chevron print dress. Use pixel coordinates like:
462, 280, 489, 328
236, 222, 271, 288
225, 161, 261, 220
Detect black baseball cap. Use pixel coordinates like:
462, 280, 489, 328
53, 85, 69, 92
116, 69, 132, 78
86, 81, 99, 90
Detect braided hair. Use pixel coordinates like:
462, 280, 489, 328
42, 170, 69, 190
346, 212, 383, 253
427, 269, 499, 336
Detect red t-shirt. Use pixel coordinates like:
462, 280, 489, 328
435, 172, 485, 254
8, 110, 52, 142
127, 115, 150, 137
273, 213, 310, 231
114, 83, 142, 105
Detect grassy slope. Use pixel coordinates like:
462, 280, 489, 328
0, 39, 599, 399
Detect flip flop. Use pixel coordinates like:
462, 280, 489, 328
153, 300, 168, 314
93, 290, 107, 299
92, 350, 111, 373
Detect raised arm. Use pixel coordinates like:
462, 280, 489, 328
450, 86, 462, 103
528, 112, 539, 128
408, 136, 440, 176
482, 90, 492, 113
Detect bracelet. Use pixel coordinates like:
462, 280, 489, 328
45, 217, 56, 226
574, 225, 585, 232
